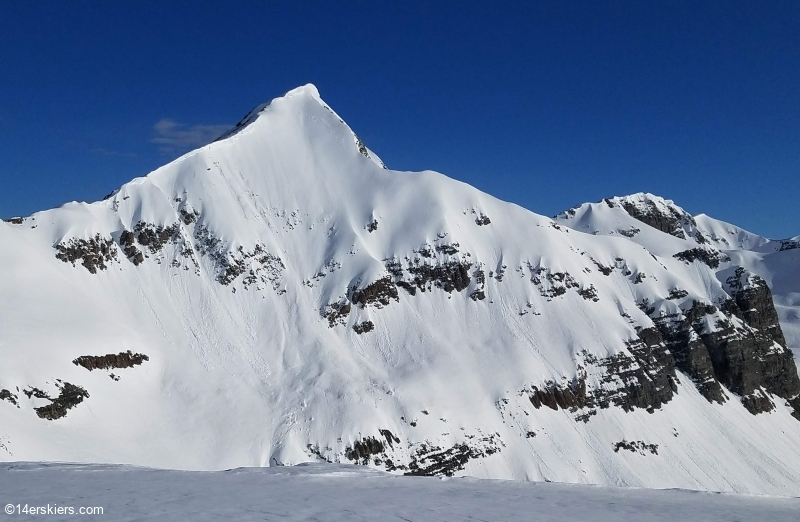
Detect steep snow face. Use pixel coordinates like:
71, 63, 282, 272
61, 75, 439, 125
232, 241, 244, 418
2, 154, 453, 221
2, 86, 800, 494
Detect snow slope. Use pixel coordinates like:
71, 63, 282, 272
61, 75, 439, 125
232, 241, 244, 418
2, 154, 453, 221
2, 85, 800, 494
1, 462, 798, 522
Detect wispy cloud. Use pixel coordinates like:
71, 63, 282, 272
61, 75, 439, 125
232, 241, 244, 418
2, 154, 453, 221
150, 119, 230, 155
90, 147, 136, 158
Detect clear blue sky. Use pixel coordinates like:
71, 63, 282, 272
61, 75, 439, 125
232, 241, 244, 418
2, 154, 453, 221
2, 1, 798, 237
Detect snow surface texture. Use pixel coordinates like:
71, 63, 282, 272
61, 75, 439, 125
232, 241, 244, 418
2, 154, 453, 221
2, 85, 800, 494
1, 463, 798, 522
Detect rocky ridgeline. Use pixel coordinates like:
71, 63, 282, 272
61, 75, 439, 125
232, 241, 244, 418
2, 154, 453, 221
617, 198, 691, 238
53, 211, 285, 292
603, 195, 706, 243
779, 240, 799, 251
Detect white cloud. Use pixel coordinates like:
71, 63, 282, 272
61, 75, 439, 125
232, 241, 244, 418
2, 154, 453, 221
150, 119, 230, 154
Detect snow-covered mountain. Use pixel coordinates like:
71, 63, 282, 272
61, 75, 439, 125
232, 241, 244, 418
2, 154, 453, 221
2, 85, 800, 494
555, 193, 800, 368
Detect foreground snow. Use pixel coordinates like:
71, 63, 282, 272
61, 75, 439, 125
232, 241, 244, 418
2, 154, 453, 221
0, 462, 797, 521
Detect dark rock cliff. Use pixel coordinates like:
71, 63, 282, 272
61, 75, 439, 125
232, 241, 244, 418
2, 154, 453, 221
615, 199, 693, 239
530, 267, 800, 421
649, 268, 800, 417
529, 326, 678, 418
652, 302, 727, 404
719, 269, 800, 416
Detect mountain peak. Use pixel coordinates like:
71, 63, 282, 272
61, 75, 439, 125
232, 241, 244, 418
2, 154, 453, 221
215, 83, 323, 142
4, 87, 800, 495
606, 193, 688, 219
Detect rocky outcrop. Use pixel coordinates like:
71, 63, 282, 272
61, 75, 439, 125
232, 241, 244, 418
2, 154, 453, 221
119, 230, 144, 265
179, 208, 199, 225
617, 226, 641, 238
613, 440, 659, 455
469, 290, 486, 301
26, 382, 89, 421
406, 435, 501, 477
518, 261, 800, 419
578, 285, 599, 301
323, 302, 351, 328
387, 256, 473, 295
435, 243, 460, 255
194, 226, 285, 289
412, 261, 471, 292
717, 269, 800, 416
119, 219, 189, 266
342, 429, 501, 477
652, 301, 726, 404
528, 327, 678, 418
55, 235, 118, 273
779, 240, 799, 251
531, 268, 580, 299
647, 269, 800, 418
725, 268, 787, 346
0, 389, 19, 407
353, 321, 374, 334
345, 436, 386, 464
350, 277, 398, 308
222, 245, 285, 288
616, 198, 693, 239
475, 214, 491, 226
673, 248, 722, 269
529, 378, 588, 411
594, 328, 678, 412
72, 351, 149, 371
132, 222, 181, 254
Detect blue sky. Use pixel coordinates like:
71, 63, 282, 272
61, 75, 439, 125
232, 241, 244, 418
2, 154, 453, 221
1, 1, 798, 237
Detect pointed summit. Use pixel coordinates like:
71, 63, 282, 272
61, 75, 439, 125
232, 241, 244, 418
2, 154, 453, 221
215, 84, 323, 142
2, 86, 800, 495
